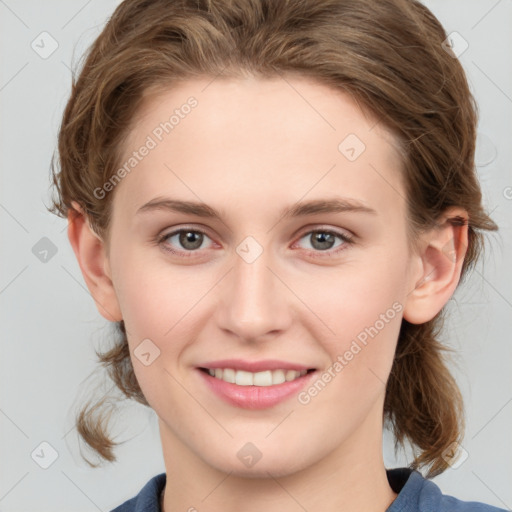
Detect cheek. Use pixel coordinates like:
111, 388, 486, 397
303, 280, 403, 421
111, 244, 198, 335
114, 261, 200, 407
302, 251, 407, 379
308, 258, 405, 333
110, 249, 217, 397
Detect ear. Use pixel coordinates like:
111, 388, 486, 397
403, 207, 469, 324
67, 201, 122, 322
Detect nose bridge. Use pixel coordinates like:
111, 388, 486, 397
218, 236, 289, 340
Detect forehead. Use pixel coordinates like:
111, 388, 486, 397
114, 76, 406, 223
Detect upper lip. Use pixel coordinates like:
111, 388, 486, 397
198, 359, 315, 372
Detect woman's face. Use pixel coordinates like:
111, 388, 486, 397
104, 76, 421, 476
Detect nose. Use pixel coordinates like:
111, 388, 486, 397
215, 241, 292, 342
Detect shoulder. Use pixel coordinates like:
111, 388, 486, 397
386, 467, 507, 512
110, 473, 166, 512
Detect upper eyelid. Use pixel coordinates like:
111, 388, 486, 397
296, 225, 353, 238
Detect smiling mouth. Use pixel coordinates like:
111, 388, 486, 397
198, 367, 316, 387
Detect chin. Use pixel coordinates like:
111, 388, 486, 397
208, 450, 311, 479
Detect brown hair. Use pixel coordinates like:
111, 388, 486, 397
48, 0, 498, 478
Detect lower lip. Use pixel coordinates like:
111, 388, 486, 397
197, 369, 316, 410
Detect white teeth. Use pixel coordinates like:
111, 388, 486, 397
207, 368, 308, 386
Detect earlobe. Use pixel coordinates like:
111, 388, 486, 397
67, 201, 122, 322
403, 208, 468, 325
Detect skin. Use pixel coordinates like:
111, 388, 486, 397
68, 76, 468, 512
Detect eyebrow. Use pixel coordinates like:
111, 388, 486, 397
136, 197, 377, 220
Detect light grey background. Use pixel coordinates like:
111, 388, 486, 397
1, 0, 511, 510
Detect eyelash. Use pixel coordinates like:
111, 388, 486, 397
156, 226, 355, 259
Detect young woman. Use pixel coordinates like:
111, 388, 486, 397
49, 0, 506, 510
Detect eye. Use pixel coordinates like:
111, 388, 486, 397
156, 226, 354, 259
293, 228, 354, 257
157, 228, 213, 257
